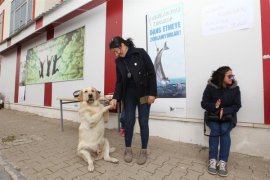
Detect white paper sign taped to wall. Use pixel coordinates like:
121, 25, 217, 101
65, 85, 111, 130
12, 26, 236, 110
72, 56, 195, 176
202, 0, 254, 36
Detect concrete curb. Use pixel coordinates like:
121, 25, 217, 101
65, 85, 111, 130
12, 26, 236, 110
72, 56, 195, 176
0, 152, 26, 180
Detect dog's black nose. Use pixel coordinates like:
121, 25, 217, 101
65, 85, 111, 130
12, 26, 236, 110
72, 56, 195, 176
88, 94, 93, 98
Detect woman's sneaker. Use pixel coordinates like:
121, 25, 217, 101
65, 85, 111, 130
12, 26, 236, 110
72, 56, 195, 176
118, 128, 125, 137
207, 159, 217, 175
217, 160, 228, 177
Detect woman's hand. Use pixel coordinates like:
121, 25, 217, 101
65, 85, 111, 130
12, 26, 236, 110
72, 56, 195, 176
215, 99, 221, 109
110, 99, 117, 109
148, 96, 156, 104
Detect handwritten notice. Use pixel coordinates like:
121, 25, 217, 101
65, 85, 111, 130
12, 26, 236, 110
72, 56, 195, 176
202, 0, 254, 36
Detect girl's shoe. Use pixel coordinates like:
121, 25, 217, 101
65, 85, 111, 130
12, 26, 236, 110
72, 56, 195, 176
217, 160, 228, 177
207, 159, 217, 175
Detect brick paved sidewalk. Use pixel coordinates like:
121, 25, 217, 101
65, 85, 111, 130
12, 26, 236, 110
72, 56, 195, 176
0, 109, 269, 180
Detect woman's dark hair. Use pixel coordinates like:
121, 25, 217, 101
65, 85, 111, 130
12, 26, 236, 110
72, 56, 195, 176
109, 36, 135, 49
211, 66, 232, 88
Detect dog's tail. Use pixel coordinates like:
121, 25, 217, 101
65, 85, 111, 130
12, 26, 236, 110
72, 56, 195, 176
110, 147, 116, 153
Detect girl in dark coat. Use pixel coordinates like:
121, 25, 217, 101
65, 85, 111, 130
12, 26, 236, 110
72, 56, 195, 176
109, 36, 157, 165
201, 66, 241, 177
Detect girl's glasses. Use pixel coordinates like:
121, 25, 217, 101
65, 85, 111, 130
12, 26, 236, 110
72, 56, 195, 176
226, 74, 235, 79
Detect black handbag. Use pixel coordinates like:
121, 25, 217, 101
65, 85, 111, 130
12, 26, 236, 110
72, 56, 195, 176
204, 111, 232, 122
203, 111, 232, 137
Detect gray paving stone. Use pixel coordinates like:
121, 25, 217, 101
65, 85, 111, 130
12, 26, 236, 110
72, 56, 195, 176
148, 170, 171, 179
77, 171, 102, 180
143, 163, 161, 173
183, 169, 203, 180
129, 169, 152, 180
164, 170, 186, 180
157, 163, 177, 173
0, 110, 269, 179
0, 166, 11, 180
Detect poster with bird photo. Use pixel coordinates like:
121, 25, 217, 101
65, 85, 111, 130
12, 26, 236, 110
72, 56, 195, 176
146, 3, 186, 117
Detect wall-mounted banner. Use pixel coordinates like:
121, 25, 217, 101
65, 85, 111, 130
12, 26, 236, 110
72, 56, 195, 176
25, 27, 85, 84
146, 4, 186, 118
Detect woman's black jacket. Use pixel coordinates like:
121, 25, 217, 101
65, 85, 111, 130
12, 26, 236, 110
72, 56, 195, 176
201, 79, 241, 127
112, 47, 157, 101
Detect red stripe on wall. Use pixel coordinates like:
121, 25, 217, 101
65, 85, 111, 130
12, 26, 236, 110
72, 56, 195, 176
260, 0, 270, 124
44, 83, 52, 106
104, 0, 123, 95
1, 10, 4, 41
36, 17, 43, 29
14, 45, 21, 103
263, 60, 270, 124
32, 0, 36, 19
44, 29, 54, 106
47, 28, 54, 40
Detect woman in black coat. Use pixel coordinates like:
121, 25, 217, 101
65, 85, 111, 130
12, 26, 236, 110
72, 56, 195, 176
201, 66, 241, 177
109, 36, 157, 165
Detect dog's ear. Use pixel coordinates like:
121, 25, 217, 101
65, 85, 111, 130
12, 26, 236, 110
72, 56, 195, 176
77, 90, 83, 101
96, 90, 101, 100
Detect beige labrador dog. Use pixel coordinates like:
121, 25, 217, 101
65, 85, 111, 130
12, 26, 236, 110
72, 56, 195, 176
77, 87, 118, 172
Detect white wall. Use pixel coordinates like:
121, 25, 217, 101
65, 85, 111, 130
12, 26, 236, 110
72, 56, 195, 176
0, 47, 17, 103
184, 0, 263, 124
15, 3, 107, 108
123, 0, 181, 49
52, 3, 107, 108
1, 0, 269, 158
44, 0, 62, 12
123, 0, 264, 124
122, 0, 270, 158
35, 0, 46, 18
20, 34, 47, 106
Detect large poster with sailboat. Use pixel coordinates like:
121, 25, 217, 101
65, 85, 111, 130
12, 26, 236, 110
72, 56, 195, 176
146, 3, 186, 117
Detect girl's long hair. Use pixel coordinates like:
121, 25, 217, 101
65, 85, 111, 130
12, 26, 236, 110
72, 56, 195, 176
211, 66, 232, 88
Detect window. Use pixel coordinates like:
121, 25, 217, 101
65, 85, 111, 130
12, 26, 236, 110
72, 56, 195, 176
10, 0, 32, 35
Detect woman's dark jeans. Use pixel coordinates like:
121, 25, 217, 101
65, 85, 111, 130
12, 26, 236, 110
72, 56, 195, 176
120, 108, 126, 129
124, 85, 150, 149
208, 121, 232, 162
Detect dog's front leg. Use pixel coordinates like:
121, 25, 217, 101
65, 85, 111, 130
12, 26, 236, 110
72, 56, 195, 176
80, 111, 103, 128
102, 105, 112, 123
89, 111, 104, 128
78, 149, 95, 172
89, 105, 112, 127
